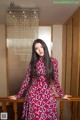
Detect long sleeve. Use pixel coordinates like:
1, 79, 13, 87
16, 65, 31, 99
52, 58, 64, 97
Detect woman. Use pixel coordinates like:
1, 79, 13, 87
9, 39, 71, 120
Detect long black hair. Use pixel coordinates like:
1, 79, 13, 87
28, 39, 54, 88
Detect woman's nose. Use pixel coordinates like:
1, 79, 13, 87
39, 48, 41, 52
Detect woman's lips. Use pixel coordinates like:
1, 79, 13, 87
40, 52, 43, 54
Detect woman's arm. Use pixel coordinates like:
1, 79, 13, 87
52, 58, 64, 97
52, 58, 71, 100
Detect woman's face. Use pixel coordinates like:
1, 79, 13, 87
35, 43, 44, 57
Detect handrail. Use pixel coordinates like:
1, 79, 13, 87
0, 97, 80, 120
0, 97, 24, 102
0, 96, 80, 102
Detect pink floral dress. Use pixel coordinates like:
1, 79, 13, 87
16, 57, 64, 120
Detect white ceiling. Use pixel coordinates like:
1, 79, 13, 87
0, 0, 80, 25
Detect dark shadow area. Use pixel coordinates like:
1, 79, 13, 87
0, 103, 23, 120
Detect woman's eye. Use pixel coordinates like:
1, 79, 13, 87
39, 46, 42, 48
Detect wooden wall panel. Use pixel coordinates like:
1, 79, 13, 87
65, 18, 72, 94
78, 10, 80, 96
62, 7, 80, 96
62, 24, 66, 92
71, 11, 79, 96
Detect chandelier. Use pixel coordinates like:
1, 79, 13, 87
6, 2, 39, 61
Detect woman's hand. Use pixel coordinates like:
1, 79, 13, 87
62, 95, 72, 100
8, 95, 17, 100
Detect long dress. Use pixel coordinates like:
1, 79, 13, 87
16, 57, 64, 120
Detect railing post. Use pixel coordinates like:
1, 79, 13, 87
2, 102, 7, 112
13, 102, 18, 120
60, 101, 64, 120
71, 101, 78, 120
